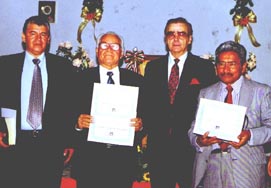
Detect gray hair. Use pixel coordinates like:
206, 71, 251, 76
215, 41, 247, 65
96, 31, 125, 53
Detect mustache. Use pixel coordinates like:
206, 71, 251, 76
220, 73, 233, 76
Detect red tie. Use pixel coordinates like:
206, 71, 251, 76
168, 58, 180, 104
224, 85, 233, 104
220, 84, 233, 151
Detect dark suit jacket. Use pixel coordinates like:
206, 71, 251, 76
72, 66, 144, 186
73, 66, 144, 145
142, 52, 218, 185
0, 52, 77, 188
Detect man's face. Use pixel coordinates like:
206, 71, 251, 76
96, 34, 123, 70
216, 51, 247, 85
165, 23, 192, 57
21, 23, 50, 57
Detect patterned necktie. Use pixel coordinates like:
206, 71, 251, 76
107, 71, 115, 84
26, 58, 43, 130
220, 84, 233, 151
168, 58, 180, 104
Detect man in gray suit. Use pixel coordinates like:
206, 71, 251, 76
188, 40, 271, 188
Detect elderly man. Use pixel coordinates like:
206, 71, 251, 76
188, 40, 271, 188
72, 31, 144, 188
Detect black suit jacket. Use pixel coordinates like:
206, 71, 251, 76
74, 66, 144, 145
144, 53, 217, 144
0, 52, 76, 147
0, 52, 77, 188
72, 66, 144, 185
143, 52, 217, 186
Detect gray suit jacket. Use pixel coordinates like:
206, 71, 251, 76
188, 77, 271, 188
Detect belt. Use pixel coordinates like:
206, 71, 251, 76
211, 148, 230, 154
20, 130, 42, 138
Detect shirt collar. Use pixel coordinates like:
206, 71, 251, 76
99, 65, 120, 84
169, 51, 188, 66
25, 51, 45, 64
220, 76, 243, 94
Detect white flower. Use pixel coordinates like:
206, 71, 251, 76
59, 42, 65, 47
72, 58, 82, 67
64, 41, 72, 49
247, 52, 256, 71
56, 41, 94, 71
201, 53, 215, 61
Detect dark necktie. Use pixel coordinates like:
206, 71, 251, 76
168, 58, 180, 104
106, 72, 114, 148
220, 84, 233, 151
107, 71, 115, 84
26, 58, 43, 130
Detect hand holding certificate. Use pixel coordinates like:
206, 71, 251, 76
87, 83, 139, 146
193, 98, 247, 142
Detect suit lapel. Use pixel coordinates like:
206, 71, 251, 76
178, 53, 194, 89
238, 78, 253, 108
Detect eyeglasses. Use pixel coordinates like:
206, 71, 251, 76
166, 31, 188, 39
216, 61, 239, 68
99, 42, 120, 51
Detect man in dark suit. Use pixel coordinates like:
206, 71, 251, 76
142, 17, 218, 188
0, 15, 75, 188
72, 32, 144, 188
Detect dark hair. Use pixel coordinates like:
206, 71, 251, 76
23, 15, 50, 36
215, 41, 247, 65
164, 17, 193, 36
22, 15, 51, 51
164, 17, 193, 51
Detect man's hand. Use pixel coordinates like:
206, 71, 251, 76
268, 155, 271, 177
0, 132, 9, 148
196, 132, 220, 147
229, 130, 251, 149
76, 114, 92, 129
130, 117, 143, 132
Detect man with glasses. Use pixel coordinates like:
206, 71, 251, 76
142, 17, 217, 188
72, 31, 144, 188
188, 41, 271, 188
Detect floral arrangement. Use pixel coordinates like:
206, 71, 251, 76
56, 41, 94, 70
200, 53, 215, 63
245, 52, 257, 79
77, 0, 104, 44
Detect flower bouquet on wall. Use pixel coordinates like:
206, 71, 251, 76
56, 41, 94, 71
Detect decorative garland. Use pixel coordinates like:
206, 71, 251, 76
230, 0, 260, 47
77, 0, 103, 44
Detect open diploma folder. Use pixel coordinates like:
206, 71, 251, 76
193, 98, 247, 142
87, 83, 139, 146
1, 108, 16, 145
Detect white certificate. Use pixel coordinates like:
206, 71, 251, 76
1, 108, 17, 145
87, 83, 139, 146
193, 98, 247, 142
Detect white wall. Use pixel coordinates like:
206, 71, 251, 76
0, 0, 270, 85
